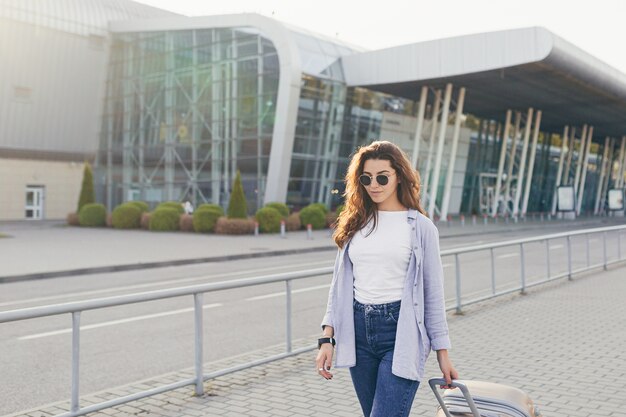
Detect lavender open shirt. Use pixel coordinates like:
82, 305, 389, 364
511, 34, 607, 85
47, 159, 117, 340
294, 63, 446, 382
321, 209, 451, 381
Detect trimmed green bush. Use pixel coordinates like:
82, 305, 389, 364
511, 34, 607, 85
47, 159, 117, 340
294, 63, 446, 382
335, 204, 345, 216
196, 204, 224, 216
264, 202, 289, 219
77, 163, 95, 213
149, 208, 180, 231
156, 201, 185, 214
193, 208, 222, 233
111, 204, 142, 229
78, 203, 106, 227
255, 207, 282, 233
309, 203, 329, 214
299, 205, 326, 230
127, 201, 149, 213
227, 170, 248, 219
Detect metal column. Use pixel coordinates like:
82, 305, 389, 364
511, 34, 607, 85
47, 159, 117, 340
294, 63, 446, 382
616, 136, 626, 188
211, 31, 222, 205
504, 111, 522, 203
440, 87, 466, 221
411, 86, 428, 170
422, 89, 441, 205
594, 137, 611, 214
164, 33, 175, 202
190, 31, 199, 206
600, 138, 615, 214
106, 82, 114, 211
573, 124, 588, 195
492, 110, 512, 217
551, 125, 569, 216
577, 126, 593, 215
563, 127, 576, 185
521, 110, 542, 217
512, 108, 533, 218
428, 83, 453, 219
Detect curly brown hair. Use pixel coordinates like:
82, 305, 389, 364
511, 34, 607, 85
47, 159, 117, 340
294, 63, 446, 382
333, 140, 427, 248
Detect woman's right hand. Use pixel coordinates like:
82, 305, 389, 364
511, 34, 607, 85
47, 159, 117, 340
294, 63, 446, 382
315, 344, 334, 380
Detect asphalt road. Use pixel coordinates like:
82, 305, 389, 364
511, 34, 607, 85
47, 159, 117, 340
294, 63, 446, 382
1, 226, 624, 415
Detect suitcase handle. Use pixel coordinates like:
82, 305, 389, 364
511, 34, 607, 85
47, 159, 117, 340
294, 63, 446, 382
428, 378, 481, 417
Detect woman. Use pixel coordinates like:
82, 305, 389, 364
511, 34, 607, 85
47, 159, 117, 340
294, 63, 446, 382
316, 140, 458, 417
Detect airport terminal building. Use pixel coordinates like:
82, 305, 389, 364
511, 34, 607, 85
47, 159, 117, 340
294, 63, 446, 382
2, 0, 625, 220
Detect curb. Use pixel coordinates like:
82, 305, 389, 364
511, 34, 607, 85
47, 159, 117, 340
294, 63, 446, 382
0, 245, 337, 283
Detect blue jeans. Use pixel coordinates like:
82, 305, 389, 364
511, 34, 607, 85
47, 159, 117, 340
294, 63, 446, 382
350, 300, 420, 417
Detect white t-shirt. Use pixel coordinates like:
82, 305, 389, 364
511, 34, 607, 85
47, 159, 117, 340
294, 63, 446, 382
348, 210, 412, 304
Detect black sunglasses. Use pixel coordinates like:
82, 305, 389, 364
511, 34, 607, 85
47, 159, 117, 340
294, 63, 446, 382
359, 173, 395, 186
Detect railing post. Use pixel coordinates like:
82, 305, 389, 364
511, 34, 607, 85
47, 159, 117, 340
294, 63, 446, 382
71, 311, 81, 414
567, 236, 572, 280
454, 254, 462, 314
546, 239, 551, 280
603, 232, 608, 270
520, 243, 526, 294
285, 280, 292, 352
193, 293, 204, 396
490, 248, 496, 295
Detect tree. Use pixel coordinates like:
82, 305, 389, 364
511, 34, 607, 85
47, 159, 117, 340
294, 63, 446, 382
77, 162, 95, 213
227, 170, 248, 219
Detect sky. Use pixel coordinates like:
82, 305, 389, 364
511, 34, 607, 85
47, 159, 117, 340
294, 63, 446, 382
134, 0, 626, 74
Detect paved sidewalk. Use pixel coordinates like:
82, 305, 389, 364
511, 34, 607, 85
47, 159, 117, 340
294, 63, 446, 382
6, 265, 626, 417
1, 216, 622, 281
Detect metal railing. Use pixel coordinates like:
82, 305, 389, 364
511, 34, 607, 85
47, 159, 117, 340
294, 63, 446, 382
440, 224, 626, 314
1, 224, 625, 416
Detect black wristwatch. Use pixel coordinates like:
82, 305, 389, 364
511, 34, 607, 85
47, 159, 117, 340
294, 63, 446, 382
318, 337, 336, 349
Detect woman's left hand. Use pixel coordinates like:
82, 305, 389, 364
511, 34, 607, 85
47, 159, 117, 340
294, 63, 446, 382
436, 349, 458, 389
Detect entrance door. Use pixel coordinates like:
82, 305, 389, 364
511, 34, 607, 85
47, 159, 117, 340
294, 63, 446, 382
25, 186, 44, 219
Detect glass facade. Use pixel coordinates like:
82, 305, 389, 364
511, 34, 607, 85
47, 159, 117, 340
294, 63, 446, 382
97, 25, 609, 216
98, 27, 279, 210
460, 121, 604, 216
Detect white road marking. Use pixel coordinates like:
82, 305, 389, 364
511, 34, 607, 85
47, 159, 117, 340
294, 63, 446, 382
442, 263, 452, 268
1, 261, 333, 308
18, 303, 222, 341
497, 253, 519, 259
246, 284, 330, 301
549, 244, 564, 250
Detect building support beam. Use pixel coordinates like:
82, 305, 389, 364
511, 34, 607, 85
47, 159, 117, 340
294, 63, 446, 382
573, 124, 588, 196
615, 136, 626, 188
428, 83, 453, 218
504, 111, 522, 205
492, 110, 512, 217
411, 86, 428, 170
576, 126, 593, 215
594, 137, 611, 214
563, 127, 576, 185
551, 125, 569, 216
440, 87, 466, 221
600, 138, 615, 214
512, 108, 533, 218
422, 89, 441, 206
521, 110, 542, 217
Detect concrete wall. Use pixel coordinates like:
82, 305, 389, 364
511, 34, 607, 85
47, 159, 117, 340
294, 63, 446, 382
0, 17, 108, 154
0, 159, 84, 220
379, 111, 471, 215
